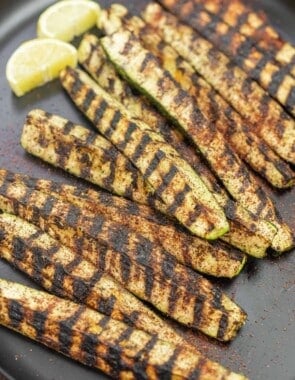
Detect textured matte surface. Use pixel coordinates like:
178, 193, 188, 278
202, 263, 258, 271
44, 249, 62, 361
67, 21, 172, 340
0, 1, 294, 379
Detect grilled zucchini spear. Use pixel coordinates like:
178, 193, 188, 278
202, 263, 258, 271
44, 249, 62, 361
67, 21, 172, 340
0, 175, 247, 341
100, 26, 294, 253
59, 67, 229, 241
197, 0, 295, 75
20, 109, 272, 257
0, 169, 246, 277
0, 212, 195, 350
157, 0, 295, 116
69, 42, 276, 256
96, 10, 295, 189
142, 3, 295, 165
0, 279, 247, 379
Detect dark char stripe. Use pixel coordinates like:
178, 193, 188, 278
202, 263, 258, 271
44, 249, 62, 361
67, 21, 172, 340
97, 295, 116, 316
167, 282, 180, 316
63, 121, 75, 135
156, 346, 181, 379
103, 110, 123, 139
131, 134, 152, 164
65, 204, 81, 227
58, 306, 85, 355
89, 215, 104, 238
8, 300, 24, 328
193, 294, 206, 327
268, 65, 292, 99
187, 357, 206, 380
144, 150, 167, 182
11, 236, 27, 261
133, 335, 158, 376
140, 52, 154, 72
117, 121, 137, 151
32, 310, 48, 340
217, 313, 229, 340
81, 333, 99, 367
81, 89, 96, 113
166, 183, 190, 214
93, 99, 108, 125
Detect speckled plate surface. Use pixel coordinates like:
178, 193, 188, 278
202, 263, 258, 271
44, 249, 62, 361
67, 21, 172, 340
0, 1, 294, 379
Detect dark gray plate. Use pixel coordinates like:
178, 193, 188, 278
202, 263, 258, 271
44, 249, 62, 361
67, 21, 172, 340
0, 1, 294, 379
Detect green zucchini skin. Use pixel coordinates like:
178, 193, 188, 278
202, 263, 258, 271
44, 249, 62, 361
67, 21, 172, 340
100, 26, 294, 253
0, 279, 247, 379
60, 67, 229, 240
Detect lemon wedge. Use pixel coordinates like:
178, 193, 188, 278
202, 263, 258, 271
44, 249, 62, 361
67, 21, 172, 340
6, 38, 77, 96
37, 0, 101, 42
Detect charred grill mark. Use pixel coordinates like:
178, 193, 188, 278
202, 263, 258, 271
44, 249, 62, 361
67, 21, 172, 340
248, 54, 269, 82
109, 228, 129, 253
193, 295, 205, 327
81, 89, 96, 113
89, 216, 104, 237
173, 87, 188, 105
268, 65, 293, 99
65, 255, 83, 272
11, 236, 26, 261
122, 310, 140, 325
286, 87, 295, 110
144, 267, 154, 298
51, 264, 67, 296
72, 279, 90, 303
140, 52, 154, 72
93, 99, 108, 125
156, 346, 181, 378
32, 310, 48, 340
40, 196, 55, 216
69, 74, 82, 97
55, 141, 72, 168
258, 93, 270, 118
166, 184, 190, 214
8, 300, 24, 328
117, 122, 137, 150
65, 205, 81, 228
116, 325, 134, 344
81, 333, 99, 367
97, 244, 108, 273
120, 253, 132, 284
217, 313, 229, 341
187, 357, 206, 379
97, 295, 116, 316
101, 146, 120, 191
135, 236, 153, 267
121, 39, 133, 56
167, 282, 179, 315
58, 306, 85, 355
104, 110, 123, 139
153, 164, 178, 198
63, 121, 76, 135
98, 315, 110, 328
224, 199, 237, 221
131, 134, 152, 163
211, 288, 223, 310
233, 37, 254, 63
254, 187, 268, 217
143, 150, 166, 179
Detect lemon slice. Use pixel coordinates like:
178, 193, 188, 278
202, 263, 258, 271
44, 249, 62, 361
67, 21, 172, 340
37, 0, 101, 42
6, 38, 77, 96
